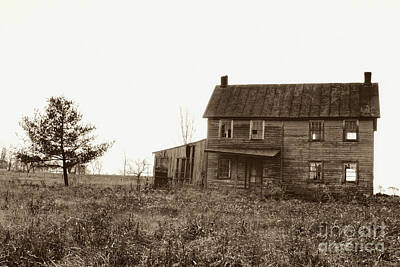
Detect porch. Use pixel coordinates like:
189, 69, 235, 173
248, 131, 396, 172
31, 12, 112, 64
205, 148, 281, 191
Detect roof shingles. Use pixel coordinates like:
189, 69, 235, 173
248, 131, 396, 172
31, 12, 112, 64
203, 83, 380, 118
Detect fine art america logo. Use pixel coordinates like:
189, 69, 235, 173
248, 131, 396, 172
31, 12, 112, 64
318, 222, 386, 254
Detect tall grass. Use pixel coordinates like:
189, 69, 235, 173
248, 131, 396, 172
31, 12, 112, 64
0, 177, 399, 266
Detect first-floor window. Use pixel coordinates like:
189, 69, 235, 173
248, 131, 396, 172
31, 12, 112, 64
344, 162, 357, 182
218, 158, 231, 179
309, 161, 323, 180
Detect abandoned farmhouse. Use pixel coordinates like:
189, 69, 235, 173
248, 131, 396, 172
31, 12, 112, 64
153, 72, 380, 195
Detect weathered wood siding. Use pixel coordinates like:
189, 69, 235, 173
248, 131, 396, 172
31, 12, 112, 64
207, 119, 282, 149
206, 118, 375, 195
282, 119, 374, 195
153, 139, 207, 185
192, 140, 207, 185
206, 119, 282, 187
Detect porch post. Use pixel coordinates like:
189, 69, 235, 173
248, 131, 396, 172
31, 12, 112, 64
235, 155, 239, 191
280, 122, 284, 183
244, 159, 247, 189
260, 159, 263, 198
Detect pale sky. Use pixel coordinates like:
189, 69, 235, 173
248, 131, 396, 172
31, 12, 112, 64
0, 0, 399, 189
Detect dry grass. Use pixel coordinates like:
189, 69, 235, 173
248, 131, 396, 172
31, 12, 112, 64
0, 170, 153, 187
0, 172, 399, 266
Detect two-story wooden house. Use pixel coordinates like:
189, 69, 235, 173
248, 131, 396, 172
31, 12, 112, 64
153, 73, 380, 195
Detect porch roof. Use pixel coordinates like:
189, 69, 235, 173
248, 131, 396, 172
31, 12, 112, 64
204, 148, 280, 157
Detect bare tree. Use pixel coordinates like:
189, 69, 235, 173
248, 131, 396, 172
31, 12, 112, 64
122, 152, 128, 177
5, 145, 16, 171
377, 185, 384, 194
128, 158, 149, 191
1, 147, 6, 161
90, 159, 103, 175
388, 186, 399, 196
179, 106, 196, 145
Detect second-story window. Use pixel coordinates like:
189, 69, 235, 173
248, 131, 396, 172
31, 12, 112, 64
309, 121, 324, 141
219, 120, 233, 138
250, 120, 264, 139
343, 120, 359, 141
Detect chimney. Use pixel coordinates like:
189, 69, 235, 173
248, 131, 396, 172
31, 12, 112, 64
364, 72, 371, 84
221, 75, 228, 87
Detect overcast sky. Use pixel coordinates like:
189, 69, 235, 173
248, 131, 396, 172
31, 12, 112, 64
0, 0, 399, 189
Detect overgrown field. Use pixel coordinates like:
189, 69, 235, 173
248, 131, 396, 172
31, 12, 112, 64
0, 171, 153, 187
0, 177, 399, 266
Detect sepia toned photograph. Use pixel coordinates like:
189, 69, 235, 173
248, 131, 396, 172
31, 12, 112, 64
0, 0, 399, 266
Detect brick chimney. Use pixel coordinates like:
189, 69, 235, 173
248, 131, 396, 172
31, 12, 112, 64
221, 75, 228, 87
364, 72, 371, 84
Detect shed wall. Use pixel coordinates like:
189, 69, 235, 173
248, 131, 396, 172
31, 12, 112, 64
153, 140, 207, 185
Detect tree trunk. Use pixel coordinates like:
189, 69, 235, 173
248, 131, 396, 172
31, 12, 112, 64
63, 159, 69, 186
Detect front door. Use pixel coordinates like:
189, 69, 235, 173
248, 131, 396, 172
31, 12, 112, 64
245, 158, 263, 189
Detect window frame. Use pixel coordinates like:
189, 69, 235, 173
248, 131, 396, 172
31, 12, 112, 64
343, 161, 358, 184
218, 158, 231, 179
343, 120, 359, 142
309, 161, 324, 182
249, 120, 265, 140
219, 120, 233, 139
309, 120, 324, 142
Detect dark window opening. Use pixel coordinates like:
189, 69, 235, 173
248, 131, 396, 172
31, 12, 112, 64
190, 146, 195, 182
175, 158, 179, 178
180, 158, 186, 179
220, 120, 233, 138
218, 158, 231, 179
309, 121, 324, 141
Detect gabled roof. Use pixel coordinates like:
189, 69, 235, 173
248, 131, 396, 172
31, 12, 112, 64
203, 83, 380, 118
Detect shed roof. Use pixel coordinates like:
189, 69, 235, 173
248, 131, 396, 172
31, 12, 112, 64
152, 139, 206, 154
203, 83, 380, 118
205, 148, 280, 157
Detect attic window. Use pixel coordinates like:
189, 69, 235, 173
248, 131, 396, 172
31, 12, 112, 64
250, 120, 264, 139
343, 120, 359, 141
309, 121, 324, 141
309, 161, 323, 180
344, 162, 357, 182
219, 120, 233, 138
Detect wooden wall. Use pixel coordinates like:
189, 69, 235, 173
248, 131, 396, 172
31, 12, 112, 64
282, 119, 374, 195
207, 119, 282, 149
153, 140, 207, 186
206, 119, 282, 188
206, 118, 375, 195
192, 140, 207, 185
